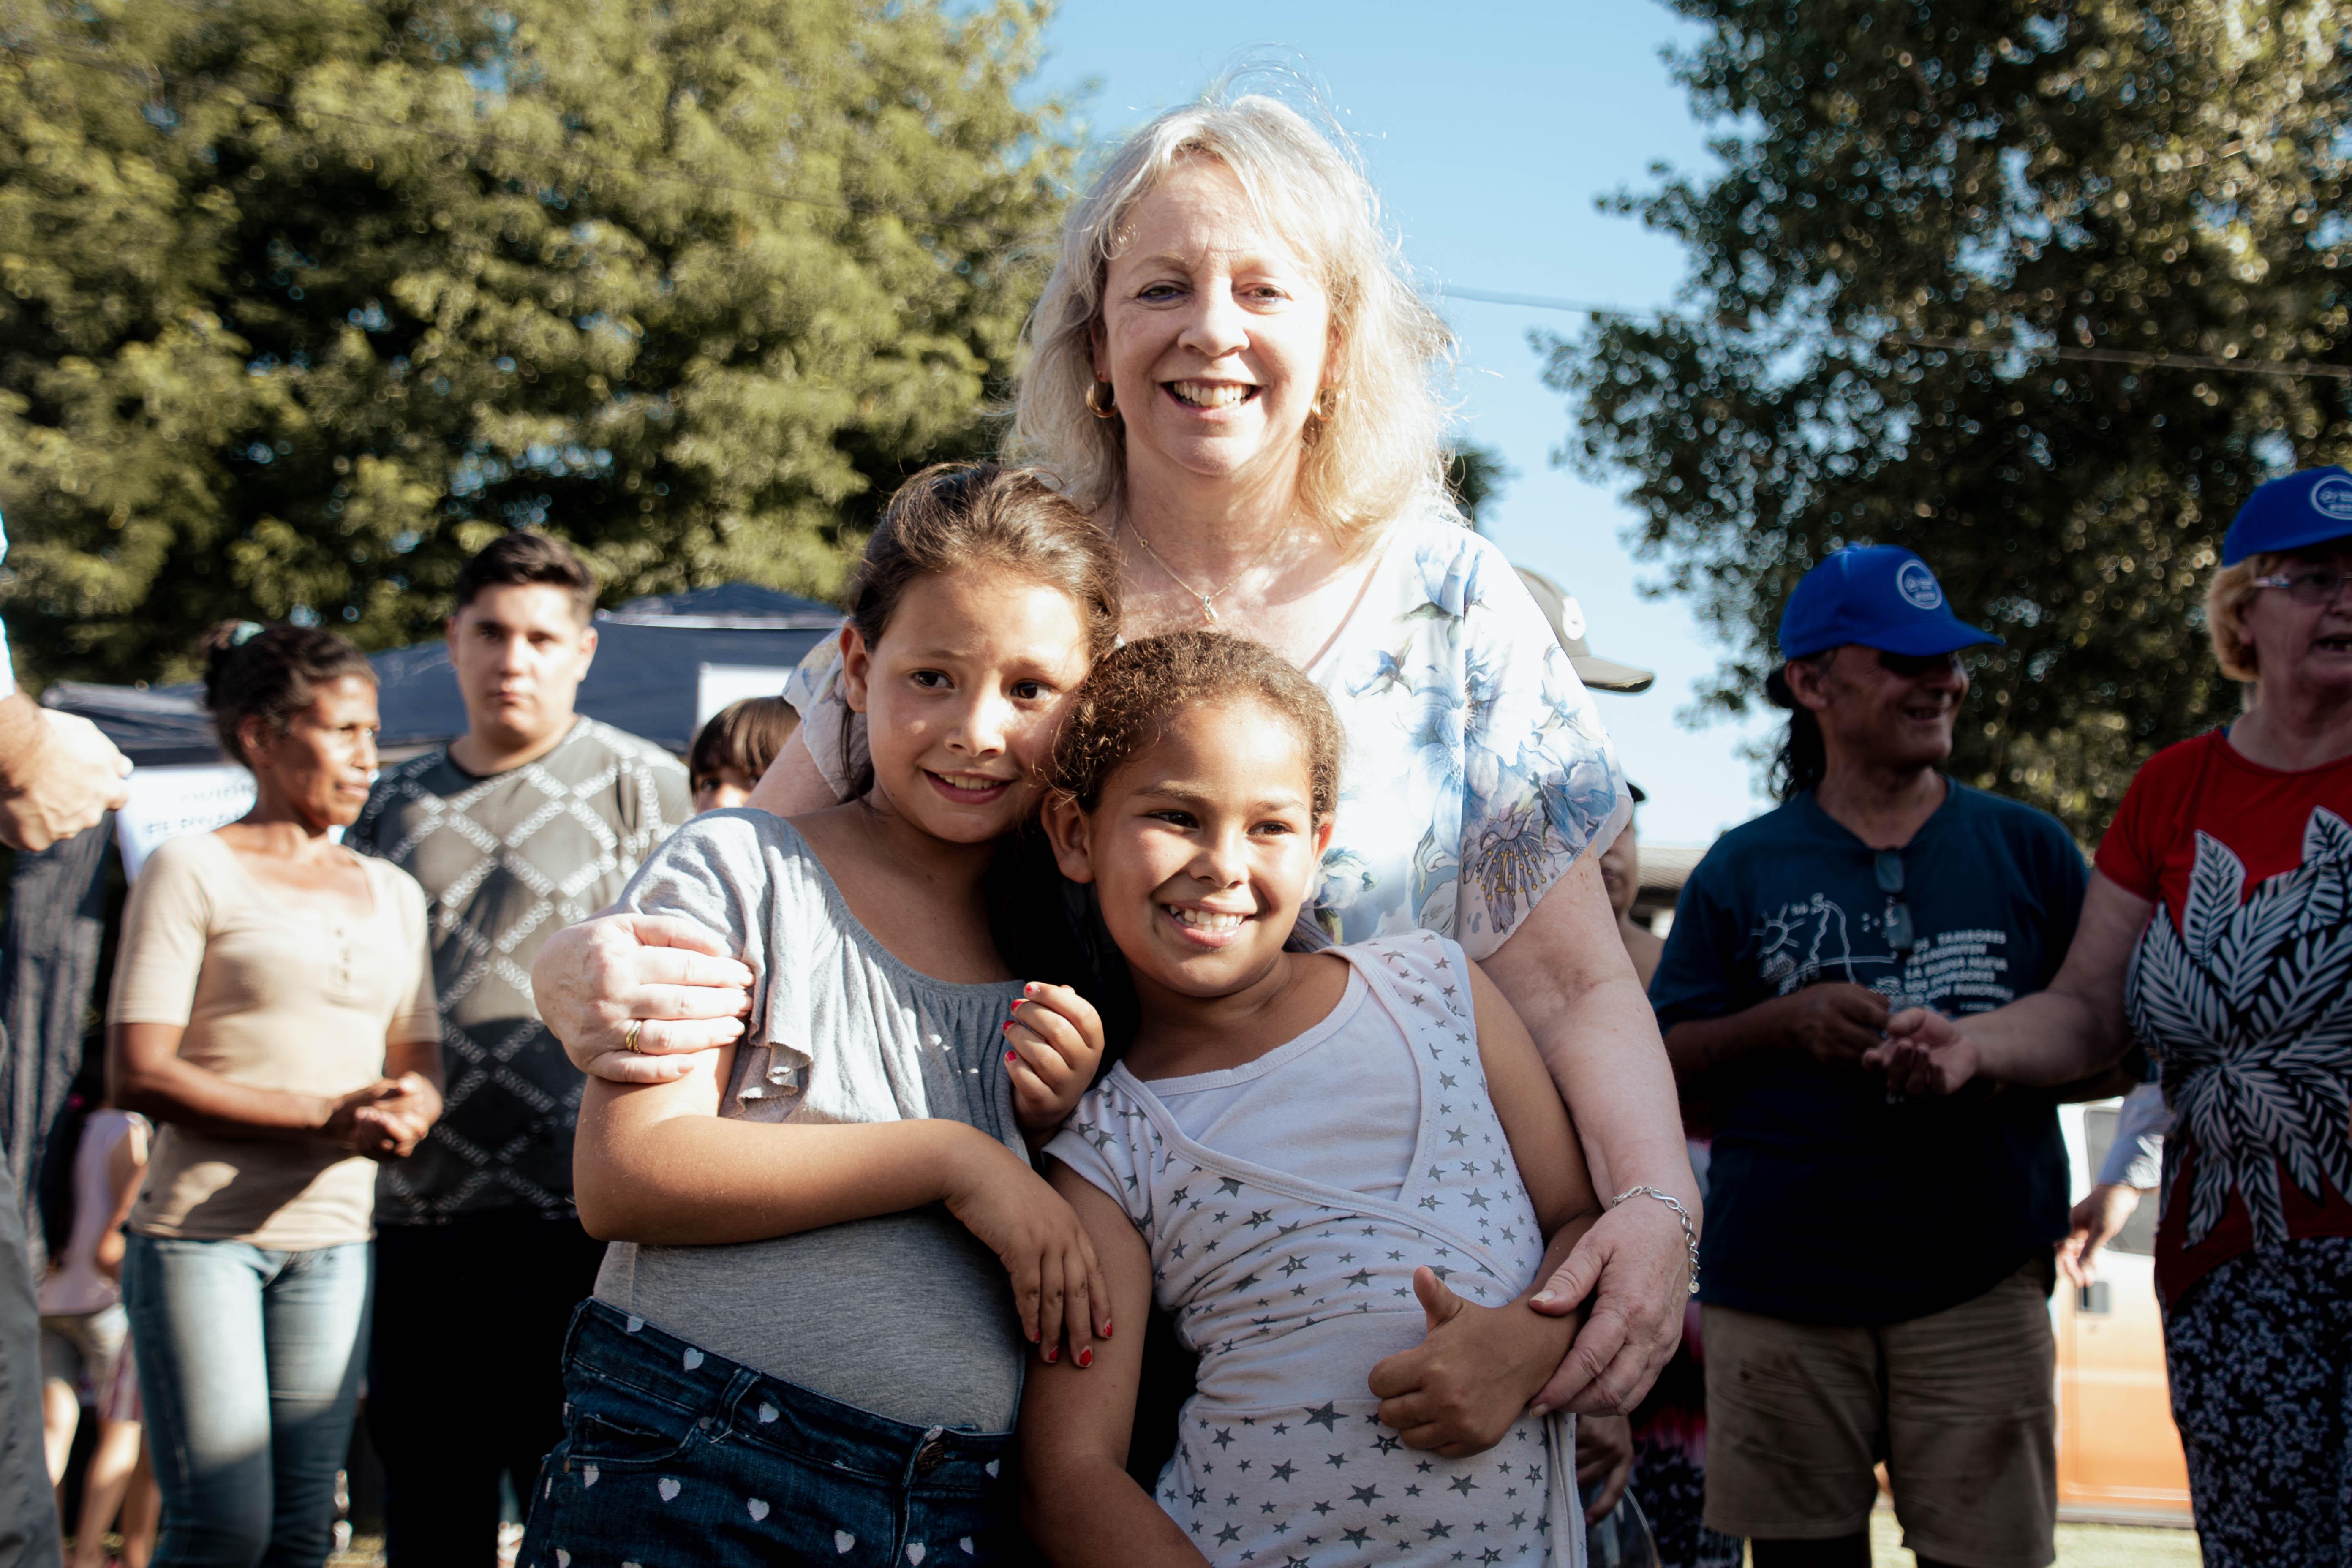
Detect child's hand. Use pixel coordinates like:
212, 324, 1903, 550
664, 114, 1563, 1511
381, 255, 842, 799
944, 1136, 1115, 1369
1367, 1266, 1579, 1458
1005, 982, 1104, 1136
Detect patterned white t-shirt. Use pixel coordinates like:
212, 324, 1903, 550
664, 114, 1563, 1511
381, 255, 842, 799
786, 506, 1629, 961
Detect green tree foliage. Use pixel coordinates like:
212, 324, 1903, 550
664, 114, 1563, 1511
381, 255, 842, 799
1548, 0, 2352, 838
0, 0, 1072, 683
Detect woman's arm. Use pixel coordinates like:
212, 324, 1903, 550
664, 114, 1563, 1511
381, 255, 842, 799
744, 724, 841, 817
107, 1022, 395, 1144
577, 1043, 1111, 1354
1019, 1163, 1205, 1568
1866, 872, 2152, 1095
1479, 853, 1698, 1416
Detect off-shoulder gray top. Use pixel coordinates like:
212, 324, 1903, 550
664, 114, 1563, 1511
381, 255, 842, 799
592, 810, 1029, 1432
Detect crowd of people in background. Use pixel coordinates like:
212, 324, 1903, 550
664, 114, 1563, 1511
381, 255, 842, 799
0, 80, 2344, 1568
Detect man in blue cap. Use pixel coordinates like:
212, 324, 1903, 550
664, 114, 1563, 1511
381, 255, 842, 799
1647, 546, 2088, 1568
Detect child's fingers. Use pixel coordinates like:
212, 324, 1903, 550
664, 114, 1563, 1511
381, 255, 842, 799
1376, 1388, 1432, 1434
1035, 1248, 1068, 1365
1078, 1228, 1113, 1338
1006, 1247, 1043, 1348
1012, 990, 1100, 1066
1003, 1024, 1070, 1086
1058, 1247, 1096, 1369
1018, 982, 1102, 1038
1002, 1046, 1059, 1117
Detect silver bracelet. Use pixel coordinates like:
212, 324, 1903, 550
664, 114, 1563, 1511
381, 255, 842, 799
1612, 1185, 1700, 1296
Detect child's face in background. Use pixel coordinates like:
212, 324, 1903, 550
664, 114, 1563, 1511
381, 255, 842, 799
691, 766, 755, 814
844, 565, 1092, 846
1050, 698, 1332, 1001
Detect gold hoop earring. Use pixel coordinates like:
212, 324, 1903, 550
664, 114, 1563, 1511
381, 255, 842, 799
1312, 385, 1341, 422
1085, 380, 1119, 419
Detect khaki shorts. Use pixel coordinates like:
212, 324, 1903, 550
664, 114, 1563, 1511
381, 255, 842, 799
1704, 1260, 2057, 1568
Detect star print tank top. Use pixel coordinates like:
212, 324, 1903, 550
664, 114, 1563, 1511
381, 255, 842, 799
1047, 931, 1582, 1568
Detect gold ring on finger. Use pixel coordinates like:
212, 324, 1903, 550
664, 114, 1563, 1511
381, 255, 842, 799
622, 1018, 644, 1054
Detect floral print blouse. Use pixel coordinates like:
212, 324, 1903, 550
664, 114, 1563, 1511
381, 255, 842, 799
785, 506, 1631, 962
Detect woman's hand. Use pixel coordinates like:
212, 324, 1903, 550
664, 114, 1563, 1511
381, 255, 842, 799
1863, 1009, 1983, 1096
2060, 1182, 2143, 1288
1524, 1195, 1688, 1415
349, 1072, 444, 1161
530, 913, 754, 1084
1369, 1268, 1576, 1458
1576, 1413, 1635, 1524
942, 1137, 1113, 1369
1006, 982, 1105, 1138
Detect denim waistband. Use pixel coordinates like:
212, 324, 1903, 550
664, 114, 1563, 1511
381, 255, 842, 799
566, 1298, 1012, 1494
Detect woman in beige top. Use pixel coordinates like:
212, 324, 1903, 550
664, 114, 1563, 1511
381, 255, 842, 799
109, 622, 441, 1568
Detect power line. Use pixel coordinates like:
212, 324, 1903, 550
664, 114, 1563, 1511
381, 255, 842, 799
1437, 285, 2352, 382
0, 37, 1045, 239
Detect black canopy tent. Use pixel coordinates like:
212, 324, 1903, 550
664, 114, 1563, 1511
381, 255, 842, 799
4, 583, 838, 1248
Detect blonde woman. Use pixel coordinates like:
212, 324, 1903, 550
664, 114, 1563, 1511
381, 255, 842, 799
1872, 466, 2352, 1568
533, 87, 1699, 1416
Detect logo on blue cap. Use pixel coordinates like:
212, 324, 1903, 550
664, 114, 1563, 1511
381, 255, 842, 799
2316, 474, 2352, 524
1895, 560, 1944, 611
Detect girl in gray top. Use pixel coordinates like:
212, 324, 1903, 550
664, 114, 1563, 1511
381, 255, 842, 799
517, 467, 1122, 1568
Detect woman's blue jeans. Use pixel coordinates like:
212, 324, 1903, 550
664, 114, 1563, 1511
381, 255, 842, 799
122, 1234, 373, 1568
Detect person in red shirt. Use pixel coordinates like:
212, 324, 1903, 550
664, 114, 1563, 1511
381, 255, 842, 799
1872, 466, 2352, 1568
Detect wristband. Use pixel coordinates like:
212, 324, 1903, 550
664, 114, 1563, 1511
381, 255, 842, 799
1611, 1184, 1700, 1296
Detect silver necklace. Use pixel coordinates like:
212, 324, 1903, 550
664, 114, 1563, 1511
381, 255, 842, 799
1123, 517, 1294, 626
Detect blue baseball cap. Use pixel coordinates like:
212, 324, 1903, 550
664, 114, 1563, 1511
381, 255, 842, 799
2222, 467, 2352, 565
1777, 546, 2003, 661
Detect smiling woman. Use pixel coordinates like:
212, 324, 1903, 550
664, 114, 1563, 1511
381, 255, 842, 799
529, 84, 1701, 1451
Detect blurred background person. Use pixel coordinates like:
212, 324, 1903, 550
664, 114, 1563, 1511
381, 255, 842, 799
687, 695, 799, 814
1599, 781, 1664, 988
36, 1079, 150, 1568
347, 534, 689, 1568
0, 509, 132, 1568
1653, 547, 2086, 1568
1872, 468, 2352, 1568
109, 622, 442, 1568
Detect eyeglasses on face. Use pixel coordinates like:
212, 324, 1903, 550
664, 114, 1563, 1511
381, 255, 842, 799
2252, 567, 2352, 608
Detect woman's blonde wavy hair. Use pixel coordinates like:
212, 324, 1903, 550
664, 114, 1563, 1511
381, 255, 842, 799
2205, 555, 2278, 682
1011, 87, 1457, 555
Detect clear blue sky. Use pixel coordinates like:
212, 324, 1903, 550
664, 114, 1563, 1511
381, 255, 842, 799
1033, 1, 1781, 846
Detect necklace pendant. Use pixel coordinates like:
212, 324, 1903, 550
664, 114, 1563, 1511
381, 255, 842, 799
1200, 598, 1219, 625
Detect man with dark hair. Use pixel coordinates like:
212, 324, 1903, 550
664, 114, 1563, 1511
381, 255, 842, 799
348, 531, 689, 1566
1650, 547, 2086, 1568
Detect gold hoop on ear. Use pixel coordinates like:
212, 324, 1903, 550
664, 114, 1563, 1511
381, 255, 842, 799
1311, 385, 1342, 422
1085, 380, 1119, 419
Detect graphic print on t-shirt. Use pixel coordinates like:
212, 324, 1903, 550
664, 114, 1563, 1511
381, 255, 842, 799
2128, 806, 2352, 1251
1752, 896, 2017, 1013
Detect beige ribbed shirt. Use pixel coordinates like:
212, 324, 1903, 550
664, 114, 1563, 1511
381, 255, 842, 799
111, 831, 439, 1250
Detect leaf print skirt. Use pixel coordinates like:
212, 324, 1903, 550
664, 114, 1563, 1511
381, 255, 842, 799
517, 1300, 1016, 1568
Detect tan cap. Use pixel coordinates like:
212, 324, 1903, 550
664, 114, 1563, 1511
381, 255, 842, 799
1514, 567, 1655, 694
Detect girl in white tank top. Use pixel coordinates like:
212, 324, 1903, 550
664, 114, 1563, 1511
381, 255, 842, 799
1019, 632, 1605, 1568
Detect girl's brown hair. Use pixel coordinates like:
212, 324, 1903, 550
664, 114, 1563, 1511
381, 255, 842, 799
199, 621, 376, 769
841, 463, 1122, 792
690, 697, 800, 785
1050, 631, 1344, 817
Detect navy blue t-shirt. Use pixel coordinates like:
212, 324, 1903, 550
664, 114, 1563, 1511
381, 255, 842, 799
1652, 781, 2085, 1325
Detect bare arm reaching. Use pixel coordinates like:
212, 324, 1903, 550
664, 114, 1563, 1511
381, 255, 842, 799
1865, 871, 2152, 1095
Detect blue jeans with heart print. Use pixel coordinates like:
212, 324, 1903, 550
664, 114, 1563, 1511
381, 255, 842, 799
517, 1299, 1018, 1568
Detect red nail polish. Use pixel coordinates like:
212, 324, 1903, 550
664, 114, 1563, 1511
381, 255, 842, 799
1077, 1348, 1092, 1368
1101, 1320, 1113, 1338
1005, 1048, 1018, 1064
1043, 1345, 1058, 1363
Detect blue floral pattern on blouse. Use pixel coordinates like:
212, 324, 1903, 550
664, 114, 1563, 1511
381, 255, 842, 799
784, 508, 1630, 962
